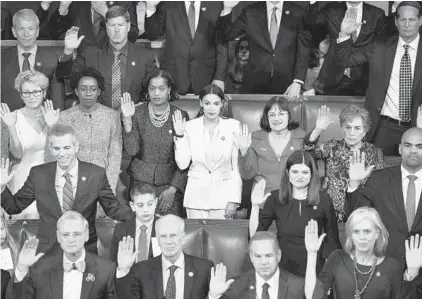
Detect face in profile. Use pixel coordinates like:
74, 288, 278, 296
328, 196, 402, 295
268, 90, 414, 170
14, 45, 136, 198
12, 17, 39, 50
318, 35, 330, 56
342, 117, 367, 148
200, 94, 222, 121
156, 219, 184, 261
106, 16, 130, 45
57, 218, 88, 255
49, 134, 79, 171
288, 163, 311, 189
20, 82, 45, 109
268, 104, 289, 132
130, 193, 157, 223
351, 218, 380, 254
249, 239, 281, 281
148, 76, 170, 106
76, 76, 100, 111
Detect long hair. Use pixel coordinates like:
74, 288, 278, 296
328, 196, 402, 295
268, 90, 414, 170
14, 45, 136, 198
279, 150, 320, 206
260, 96, 299, 132
1, 214, 20, 269
196, 84, 232, 119
227, 36, 248, 86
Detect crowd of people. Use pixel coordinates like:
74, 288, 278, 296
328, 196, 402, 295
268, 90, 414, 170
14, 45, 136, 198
2, 0, 422, 298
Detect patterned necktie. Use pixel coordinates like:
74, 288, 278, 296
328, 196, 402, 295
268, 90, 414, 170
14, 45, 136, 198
349, 8, 358, 42
137, 225, 148, 262
269, 7, 278, 49
262, 282, 270, 299
62, 173, 74, 212
111, 51, 122, 109
399, 44, 413, 122
63, 261, 86, 273
188, 1, 195, 38
22, 52, 31, 71
406, 175, 417, 231
164, 265, 178, 299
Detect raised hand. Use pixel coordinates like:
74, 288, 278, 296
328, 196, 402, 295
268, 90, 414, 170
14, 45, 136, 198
64, 27, 85, 53
348, 151, 375, 183
0, 103, 17, 128
208, 263, 235, 298
405, 234, 422, 275
251, 179, 271, 206
315, 105, 335, 132
417, 105, 422, 129
340, 8, 362, 36
17, 238, 45, 272
305, 219, 326, 254
0, 158, 15, 187
235, 124, 252, 154
41, 100, 60, 128
117, 236, 138, 272
172, 110, 186, 136
145, 1, 161, 10
121, 93, 135, 118
59, 1, 72, 13
91, 1, 108, 17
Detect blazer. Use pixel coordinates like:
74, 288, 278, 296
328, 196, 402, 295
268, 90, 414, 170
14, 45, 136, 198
1, 46, 65, 111
10, 251, 117, 299
346, 165, 422, 267
1, 269, 10, 299
336, 35, 422, 141
145, 1, 227, 94
175, 117, 242, 210
116, 253, 213, 299
109, 214, 157, 263
0, 161, 133, 255
216, 1, 311, 94
402, 272, 422, 299
305, 2, 386, 95
55, 42, 156, 107
220, 268, 324, 299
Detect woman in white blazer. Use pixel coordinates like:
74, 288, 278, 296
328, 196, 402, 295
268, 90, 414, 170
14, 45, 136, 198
173, 84, 242, 219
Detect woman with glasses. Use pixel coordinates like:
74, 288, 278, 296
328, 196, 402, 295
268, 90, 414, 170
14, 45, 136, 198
0, 70, 49, 219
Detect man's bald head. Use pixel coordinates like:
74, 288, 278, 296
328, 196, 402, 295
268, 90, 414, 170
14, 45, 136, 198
399, 127, 422, 172
401, 127, 422, 143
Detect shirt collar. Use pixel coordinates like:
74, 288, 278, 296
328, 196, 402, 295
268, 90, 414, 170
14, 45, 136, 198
110, 42, 129, 57
63, 249, 86, 264
185, 1, 200, 6
401, 165, 422, 182
136, 216, 154, 230
399, 33, 420, 51
162, 252, 185, 271
266, 1, 284, 13
56, 160, 79, 180
255, 267, 279, 292
346, 1, 363, 11
17, 44, 37, 57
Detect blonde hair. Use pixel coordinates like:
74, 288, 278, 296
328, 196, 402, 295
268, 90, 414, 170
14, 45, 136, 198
12, 8, 39, 28
14, 70, 49, 93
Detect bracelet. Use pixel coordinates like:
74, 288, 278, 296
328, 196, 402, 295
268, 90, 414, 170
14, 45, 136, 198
122, 118, 132, 126
174, 133, 184, 138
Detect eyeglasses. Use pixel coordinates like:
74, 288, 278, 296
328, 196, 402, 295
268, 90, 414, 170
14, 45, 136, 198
268, 112, 288, 118
21, 90, 44, 98
58, 230, 87, 239
78, 87, 99, 94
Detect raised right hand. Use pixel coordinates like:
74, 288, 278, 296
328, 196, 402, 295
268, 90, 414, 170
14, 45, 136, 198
0, 103, 17, 128
41, 100, 60, 128
304, 219, 326, 254
120, 93, 135, 118
17, 238, 45, 272
0, 158, 15, 187
64, 26, 85, 52
340, 8, 362, 36
315, 105, 334, 132
348, 151, 375, 183
251, 179, 271, 206
145, 1, 161, 10
172, 110, 186, 136
208, 263, 235, 298
117, 236, 138, 272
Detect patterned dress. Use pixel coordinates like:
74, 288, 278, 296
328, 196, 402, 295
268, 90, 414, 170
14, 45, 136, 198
304, 137, 385, 223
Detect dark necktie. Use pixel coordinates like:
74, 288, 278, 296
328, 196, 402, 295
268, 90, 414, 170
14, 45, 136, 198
111, 51, 121, 109
188, 1, 195, 38
269, 7, 278, 49
399, 44, 413, 122
22, 52, 31, 71
62, 173, 74, 212
63, 261, 86, 272
165, 265, 178, 299
406, 175, 417, 231
262, 282, 270, 299
349, 8, 358, 42
92, 9, 104, 36
137, 225, 148, 262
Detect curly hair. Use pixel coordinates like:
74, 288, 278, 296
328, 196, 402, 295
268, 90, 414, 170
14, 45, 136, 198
70, 66, 105, 92
14, 70, 49, 93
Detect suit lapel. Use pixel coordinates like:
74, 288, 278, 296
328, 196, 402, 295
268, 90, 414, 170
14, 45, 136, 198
80, 253, 97, 299
34, 48, 45, 73
73, 161, 88, 210
123, 44, 136, 93
384, 36, 399, 93
277, 269, 288, 299
247, 272, 256, 299
149, 216, 157, 258
196, 117, 212, 171
151, 257, 164, 299
252, 2, 272, 51
183, 255, 197, 299
48, 162, 64, 217
98, 48, 109, 86
412, 39, 422, 96
49, 255, 64, 299
177, 2, 193, 41
7, 48, 20, 78
389, 166, 408, 231
411, 191, 422, 232
193, 2, 207, 42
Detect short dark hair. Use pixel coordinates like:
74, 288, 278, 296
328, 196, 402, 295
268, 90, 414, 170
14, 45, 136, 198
142, 68, 179, 102
129, 184, 156, 202
70, 66, 105, 91
396, 1, 422, 18
260, 96, 299, 132
106, 5, 130, 22
279, 150, 320, 206
249, 231, 280, 252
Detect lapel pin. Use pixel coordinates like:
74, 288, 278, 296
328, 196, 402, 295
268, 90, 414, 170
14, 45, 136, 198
201, 7, 206, 11
285, 10, 290, 15
260, 148, 267, 151
249, 285, 255, 291
290, 146, 294, 151
221, 136, 225, 141
71, 118, 75, 122
188, 272, 194, 277
313, 205, 317, 210
363, 20, 366, 24
169, 129, 172, 134
86, 273, 95, 282
82, 176, 87, 182
109, 1, 114, 5
376, 272, 381, 277
36, 62, 41, 67
131, 61, 136, 66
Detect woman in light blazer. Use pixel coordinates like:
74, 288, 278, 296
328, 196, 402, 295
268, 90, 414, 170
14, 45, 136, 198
173, 84, 242, 219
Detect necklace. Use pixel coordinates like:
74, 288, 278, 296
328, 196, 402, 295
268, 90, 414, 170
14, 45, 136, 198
21, 107, 42, 118
352, 254, 377, 299
148, 103, 170, 128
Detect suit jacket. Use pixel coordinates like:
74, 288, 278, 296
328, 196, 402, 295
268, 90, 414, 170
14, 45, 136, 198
56, 42, 156, 107
10, 251, 117, 299
1, 7, 12, 40
217, 1, 311, 94
346, 165, 422, 266
1, 161, 133, 255
48, 1, 139, 47
1, 269, 11, 299
305, 2, 386, 95
145, 1, 227, 94
402, 272, 422, 299
175, 117, 242, 210
220, 268, 324, 299
1, 46, 65, 112
109, 213, 157, 263
116, 253, 213, 299
336, 35, 422, 141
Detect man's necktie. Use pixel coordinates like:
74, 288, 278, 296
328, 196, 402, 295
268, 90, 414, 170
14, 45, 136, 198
399, 44, 413, 122
262, 282, 270, 299
22, 53, 31, 71
62, 173, 74, 212
63, 261, 86, 273
188, 1, 195, 38
349, 8, 358, 42
137, 225, 148, 262
406, 175, 417, 231
269, 7, 278, 49
164, 265, 178, 299
111, 51, 122, 109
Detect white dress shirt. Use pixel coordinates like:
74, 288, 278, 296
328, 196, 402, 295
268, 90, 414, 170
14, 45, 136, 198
0, 247, 14, 271
162, 253, 185, 299
381, 34, 420, 120
203, 121, 222, 168
17, 45, 37, 72
266, 2, 284, 33
401, 166, 422, 213
55, 161, 79, 210
134, 217, 154, 262
63, 250, 85, 299
255, 268, 280, 299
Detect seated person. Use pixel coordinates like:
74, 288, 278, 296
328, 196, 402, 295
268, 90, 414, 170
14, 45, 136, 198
225, 36, 249, 94
10, 211, 117, 299
1, 214, 20, 274
110, 184, 158, 263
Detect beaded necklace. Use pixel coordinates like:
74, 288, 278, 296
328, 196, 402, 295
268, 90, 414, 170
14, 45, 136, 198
148, 103, 170, 127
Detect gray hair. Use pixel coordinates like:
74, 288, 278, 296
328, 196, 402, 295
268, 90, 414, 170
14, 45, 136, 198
12, 8, 39, 28
57, 211, 89, 232
339, 105, 372, 132
14, 70, 49, 93
155, 214, 185, 235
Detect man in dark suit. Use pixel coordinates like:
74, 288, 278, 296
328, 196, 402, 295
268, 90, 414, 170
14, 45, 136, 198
144, 1, 227, 94
216, 1, 311, 99
346, 127, 422, 268
0, 124, 133, 256
1, 8, 64, 112
110, 184, 158, 263
116, 214, 215, 299
207, 231, 324, 299
336, 1, 422, 155
9, 211, 117, 299
56, 5, 156, 109
305, 1, 386, 96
